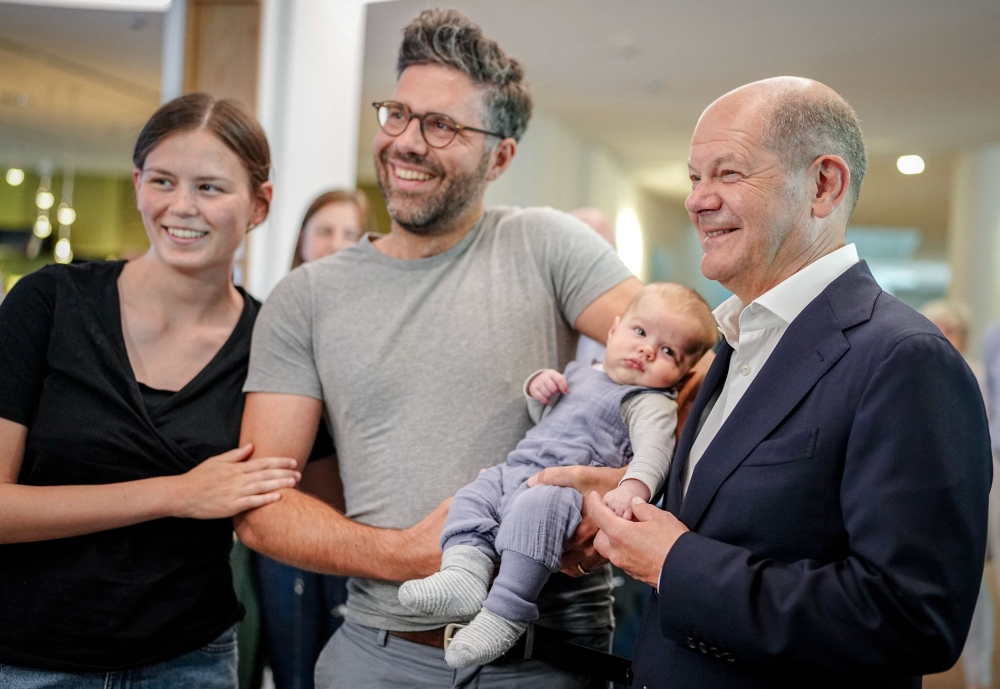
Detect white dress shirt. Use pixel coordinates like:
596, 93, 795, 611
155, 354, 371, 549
681, 244, 860, 496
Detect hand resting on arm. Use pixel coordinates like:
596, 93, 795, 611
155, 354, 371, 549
233, 392, 450, 581
0, 416, 300, 545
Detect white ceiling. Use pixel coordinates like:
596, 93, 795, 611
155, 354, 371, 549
361, 0, 1000, 197
0, 2, 162, 173
2, 0, 998, 208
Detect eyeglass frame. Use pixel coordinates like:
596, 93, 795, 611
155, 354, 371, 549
372, 101, 507, 148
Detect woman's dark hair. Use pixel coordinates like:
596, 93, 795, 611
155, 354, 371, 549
133, 93, 271, 202
291, 189, 373, 269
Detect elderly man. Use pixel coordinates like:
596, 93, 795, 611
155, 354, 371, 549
584, 78, 991, 687
235, 9, 645, 689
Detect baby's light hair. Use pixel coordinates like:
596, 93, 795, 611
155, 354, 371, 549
624, 283, 718, 359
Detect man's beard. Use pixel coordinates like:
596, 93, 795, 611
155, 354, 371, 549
376, 149, 490, 236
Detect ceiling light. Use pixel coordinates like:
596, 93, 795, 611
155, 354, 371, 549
34, 215, 52, 239
36, 190, 54, 210
896, 155, 925, 175
616, 209, 644, 278
5, 168, 24, 186
54, 238, 73, 264
57, 204, 76, 226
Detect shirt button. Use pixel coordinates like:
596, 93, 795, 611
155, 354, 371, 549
740, 364, 751, 376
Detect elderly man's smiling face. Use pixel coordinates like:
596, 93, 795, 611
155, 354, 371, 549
685, 96, 812, 302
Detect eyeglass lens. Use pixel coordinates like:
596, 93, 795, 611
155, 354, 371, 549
376, 103, 459, 148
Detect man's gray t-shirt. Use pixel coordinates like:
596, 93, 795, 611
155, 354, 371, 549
245, 206, 634, 633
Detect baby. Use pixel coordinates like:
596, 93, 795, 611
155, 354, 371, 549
398, 283, 718, 669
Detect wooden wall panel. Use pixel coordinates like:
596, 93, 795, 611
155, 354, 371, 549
183, 0, 261, 110
182, 0, 262, 285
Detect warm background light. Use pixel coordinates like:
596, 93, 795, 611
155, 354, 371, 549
616, 209, 644, 278
54, 238, 73, 264
57, 205, 76, 226
33, 215, 52, 239
5, 168, 24, 186
36, 190, 54, 210
896, 155, 926, 175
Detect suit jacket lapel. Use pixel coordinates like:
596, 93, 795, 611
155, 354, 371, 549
666, 345, 732, 515
678, 262, 881, 529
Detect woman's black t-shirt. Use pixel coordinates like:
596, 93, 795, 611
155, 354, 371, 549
0, 261, 260, 671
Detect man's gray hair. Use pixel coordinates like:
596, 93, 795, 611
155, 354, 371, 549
760, 88, 868, 217
397, 9, 532, 142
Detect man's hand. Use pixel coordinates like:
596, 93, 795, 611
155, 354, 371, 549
528, 465, 626, 576
527, 369, 568, 405
399, 497, 452, 579
587, 491, 688, 587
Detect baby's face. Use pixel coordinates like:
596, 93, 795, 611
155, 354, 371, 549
603, 301, 704, 389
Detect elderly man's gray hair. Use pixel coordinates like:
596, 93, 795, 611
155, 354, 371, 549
760, 88, 868, 217
397, 9, 532, 143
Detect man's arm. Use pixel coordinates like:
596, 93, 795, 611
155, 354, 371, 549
234, 392, 447, 580
574, 277, 642, 343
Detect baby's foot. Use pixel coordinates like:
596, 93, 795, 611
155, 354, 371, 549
398, 545, 493, 618
445, 608, 527, 669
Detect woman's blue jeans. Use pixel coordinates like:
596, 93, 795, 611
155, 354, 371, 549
0, 626, 238, 688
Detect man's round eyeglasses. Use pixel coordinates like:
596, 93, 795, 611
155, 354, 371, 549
373, 101, 506, 149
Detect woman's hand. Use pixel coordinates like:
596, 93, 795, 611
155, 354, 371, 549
171, 444, 301, 519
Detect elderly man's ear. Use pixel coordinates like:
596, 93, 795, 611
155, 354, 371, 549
808, 154, 851, 219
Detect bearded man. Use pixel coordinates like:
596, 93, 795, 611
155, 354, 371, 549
235, 9, 646, 688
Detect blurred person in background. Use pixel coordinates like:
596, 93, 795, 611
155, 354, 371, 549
290, 190, 371, 269
0, 93, 300, 688
255, 188, 371, 689
922, 299, 991, 689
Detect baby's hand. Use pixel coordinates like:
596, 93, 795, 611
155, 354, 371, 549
528, 369, 569, 405
603, 479, 652, 520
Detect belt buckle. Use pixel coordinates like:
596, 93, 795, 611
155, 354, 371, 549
443, 623, 466, 651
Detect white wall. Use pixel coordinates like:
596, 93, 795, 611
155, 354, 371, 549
484, 110, 626, 219
248, 0, 369, 299
484, 109, 653, 281
948, 145, 1000, 355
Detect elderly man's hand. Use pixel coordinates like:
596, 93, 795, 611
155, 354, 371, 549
528, 465, 626, 576
586, 491, 688, 587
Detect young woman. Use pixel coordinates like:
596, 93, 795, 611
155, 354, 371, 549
256, 188, 371, 689
0, 93, 299, 687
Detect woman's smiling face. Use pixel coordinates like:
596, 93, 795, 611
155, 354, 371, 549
134, 129, 269, 274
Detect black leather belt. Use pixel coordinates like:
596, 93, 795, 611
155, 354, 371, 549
386, 626, 451, 648
451, 623, 633, 686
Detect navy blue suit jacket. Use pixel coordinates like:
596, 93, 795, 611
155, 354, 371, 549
630, 262, 991, 688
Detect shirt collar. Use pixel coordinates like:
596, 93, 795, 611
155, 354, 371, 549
712, 244, 860, 347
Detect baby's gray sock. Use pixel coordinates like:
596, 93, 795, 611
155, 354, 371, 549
397, 545, 493, 618
444, 608, 527, 669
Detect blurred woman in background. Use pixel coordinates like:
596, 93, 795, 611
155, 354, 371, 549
0, 93, 299, 688
291, 189, 370, 268
256, 187, 371, 689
